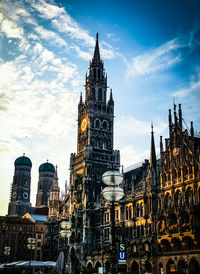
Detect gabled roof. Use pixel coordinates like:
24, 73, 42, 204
22, 213, 47, 223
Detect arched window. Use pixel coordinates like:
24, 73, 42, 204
95, 119, 100, 128
140, 204, 143, 217
103, 139, 108, 149
102, 120, 108, 130
92, 87, 95, 99
174, 190, 180, 208
129, 207, 132, 219
98, 88, 102, 101
98, 69, 100, 80
93, 68, 96, 78
95, 138, 100, 148
136, 204, 140, 217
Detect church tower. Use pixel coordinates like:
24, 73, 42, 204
36, 161, 55, 207
48, 166, 60, 217
8, 154, 32, 217
69, 33, 120, 271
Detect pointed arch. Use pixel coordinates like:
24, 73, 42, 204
98, 88, 102, 101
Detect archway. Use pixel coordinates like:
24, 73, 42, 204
86, 262, 93, 274
131, 260, 139, 274
177, 259, 187, 274
189, 258, 199, 274
159, 263, 164, 274
166, 259, 176, 274
95, 261, 101, 273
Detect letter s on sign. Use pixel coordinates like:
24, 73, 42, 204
120, 244, 125, 251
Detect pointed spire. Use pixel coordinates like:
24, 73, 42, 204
92, 32, 101, 63
150, 123, 157, 171
109, 89, 114, 105
80, 92, 83, 104
174, 103, 177, 126
178, 104, 182, 132
191, 121, 194, 137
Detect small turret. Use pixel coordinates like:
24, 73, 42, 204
150, 124, 157, 172
168, 109, 172, 137
174, 103, 177, 126
191, 121, 194, 137
108, 89, 114, 105
178, 104, 182, 132
160, 136, 163, 162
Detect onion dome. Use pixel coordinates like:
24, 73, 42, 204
39, 161, 55, 173
14, 155, 32, 167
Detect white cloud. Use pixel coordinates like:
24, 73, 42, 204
173, 68, 200, 98
32, 0, 117, 60
126, 38, 182, 78
1, 19, 24, 38
35, 26, 67, 47
32, 0, 64, 19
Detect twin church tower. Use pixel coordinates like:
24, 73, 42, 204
8, 33, 119, 217
8, 156, 57, 216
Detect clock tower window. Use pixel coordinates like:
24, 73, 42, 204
98, 88, 102, 101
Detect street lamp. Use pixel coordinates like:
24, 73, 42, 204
102, 170, 124, 274
4, 246, 10, 268
27, 237, 36, 269
59, 220, 72, 273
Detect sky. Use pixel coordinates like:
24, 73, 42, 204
0, 0, 200, 215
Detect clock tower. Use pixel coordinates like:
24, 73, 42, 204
69, 33, 120, 270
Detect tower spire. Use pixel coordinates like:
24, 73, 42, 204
92, 32, 101, 63
52, 165, 59, 190
150, 123, 157, 171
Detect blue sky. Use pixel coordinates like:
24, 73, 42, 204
0, 0, 200, 215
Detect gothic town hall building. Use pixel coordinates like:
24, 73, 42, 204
44, 34, 200, 274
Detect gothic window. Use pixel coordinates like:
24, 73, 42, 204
95, 138, 100, 148
185, 187, 192, 207
136, 204, 140, 217
98, 69, 100, 80
129, 207, 132, 219
105, 212, 109, 224
174, 190, 180, 208
95, 119, 100, 128
92, 87, 95, 99
141, 225, 144, 236
102, 120, 108, 130
115, 209, 119, 220
164, 193, 170, 210
125, 206, 129, 220
103, 139, 108, 149
140, 204, 143, 217
98, 88, 102, 101
149, 224, 152, 235
93, 68, 96, 78
104, 228, 109, 240
137, 226, 140, 237
104, 90, 106, 101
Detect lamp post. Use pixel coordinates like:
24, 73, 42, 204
102, 170, 124, 274
59, 220, 72, 274
27, 237, 36, 270
4, 246, 10, 270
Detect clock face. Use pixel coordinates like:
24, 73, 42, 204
23, 192, 28, 199
81, 118, 87, 132
173, 147, 180, 157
